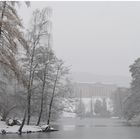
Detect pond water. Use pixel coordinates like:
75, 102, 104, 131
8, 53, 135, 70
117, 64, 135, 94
1, 118, 140, 139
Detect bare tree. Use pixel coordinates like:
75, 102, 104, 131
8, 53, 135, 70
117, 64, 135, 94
18, 7, 51, 134
22, 7, 51, 125
36, 45, 54, 125
47, 60, 69, 126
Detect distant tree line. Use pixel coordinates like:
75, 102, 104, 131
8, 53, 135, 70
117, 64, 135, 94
111, 58, 140, 122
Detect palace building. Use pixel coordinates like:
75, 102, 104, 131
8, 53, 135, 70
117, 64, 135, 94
73, 82, 117, 98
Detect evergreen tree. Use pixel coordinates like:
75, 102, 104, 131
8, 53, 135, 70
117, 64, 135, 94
123, 58, 140, 120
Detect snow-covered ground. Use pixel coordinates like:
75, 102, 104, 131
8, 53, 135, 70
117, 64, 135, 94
0, 121, 48, 134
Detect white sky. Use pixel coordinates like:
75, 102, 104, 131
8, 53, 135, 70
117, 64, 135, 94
18, 1, 140, 78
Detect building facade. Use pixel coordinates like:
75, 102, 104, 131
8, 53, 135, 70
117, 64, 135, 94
73, 82, 117, 98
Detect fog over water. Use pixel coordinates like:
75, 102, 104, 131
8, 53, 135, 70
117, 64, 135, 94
18, 1, 140, 87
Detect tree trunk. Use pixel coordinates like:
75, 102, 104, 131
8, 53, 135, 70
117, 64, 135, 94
47, 102, 52, 125
47, 66, 60, 125
36, 78, 46, 125
36, 96, 43, 126
36, 82, 45, 126
18, 109, 26, 135
27, 89, 31, 125
37, 63, 48, 125
27, 46, 36, 125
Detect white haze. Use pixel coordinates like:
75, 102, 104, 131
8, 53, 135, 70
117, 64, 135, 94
18, 1, 140, 87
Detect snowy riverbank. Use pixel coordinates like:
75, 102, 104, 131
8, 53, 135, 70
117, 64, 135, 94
0, 121, 54, 134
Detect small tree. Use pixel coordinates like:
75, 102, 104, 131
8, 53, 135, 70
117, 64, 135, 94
123, 58, 140, 120
75, 100, 85, 118
112, 88, 129, 118
36, 46, 54, 125
94, 99, 103, 115
47, 59, 69, 125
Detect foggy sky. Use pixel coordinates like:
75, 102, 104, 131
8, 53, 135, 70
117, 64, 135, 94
18, 1, 140, 78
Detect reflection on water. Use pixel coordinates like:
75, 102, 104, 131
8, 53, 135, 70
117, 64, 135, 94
63, 125, 76, 131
